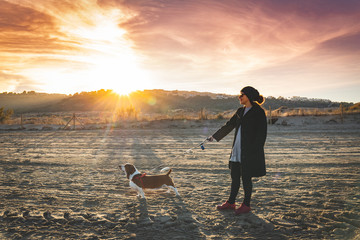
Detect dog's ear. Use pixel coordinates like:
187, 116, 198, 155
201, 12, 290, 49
125, 164, 135, 172
124, 164, 135, 179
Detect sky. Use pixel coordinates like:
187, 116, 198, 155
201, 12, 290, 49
0, 0, 359, 102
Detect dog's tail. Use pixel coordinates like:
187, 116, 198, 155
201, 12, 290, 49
160, 167, 171, 174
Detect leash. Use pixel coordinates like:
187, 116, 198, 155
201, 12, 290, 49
116, 138, 211, 182
185, 138, 210, 153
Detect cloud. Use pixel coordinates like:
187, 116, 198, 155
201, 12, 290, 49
0, 1, 78, 54
232, 31, 360, 100
0, 70, 40, 92
0, 0, 131, 93
316, 32, 360, 54
99, 0, 360, 77
0, 0, 359, 101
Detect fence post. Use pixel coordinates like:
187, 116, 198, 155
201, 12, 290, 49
340, 104, 344, 124
268, 106, 272, 125
63, 113, 75, 130
199, 108, 207, 120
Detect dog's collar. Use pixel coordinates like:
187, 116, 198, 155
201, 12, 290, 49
129, 170, 141, 180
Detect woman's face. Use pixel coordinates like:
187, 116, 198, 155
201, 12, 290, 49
238, 92, 249, 105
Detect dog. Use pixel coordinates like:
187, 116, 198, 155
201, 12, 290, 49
119, 163, 180, 198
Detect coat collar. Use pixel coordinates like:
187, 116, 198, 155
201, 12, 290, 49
238, 105, 255, 119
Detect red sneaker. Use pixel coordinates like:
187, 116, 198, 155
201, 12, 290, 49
217, 201, 236, 210
235, 203, 251, 215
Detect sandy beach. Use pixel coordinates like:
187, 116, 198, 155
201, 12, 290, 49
1, 114, 359, 239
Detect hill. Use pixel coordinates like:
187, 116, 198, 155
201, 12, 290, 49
0, 89, 355, 115
0, 91, 66, 113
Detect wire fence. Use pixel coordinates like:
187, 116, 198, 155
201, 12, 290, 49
2, 105, 359, 130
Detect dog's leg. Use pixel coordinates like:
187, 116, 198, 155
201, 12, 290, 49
138, 188, 146, 198
168, 186, 180, 196
163, 184, 171, 193
130, 181, 146, 198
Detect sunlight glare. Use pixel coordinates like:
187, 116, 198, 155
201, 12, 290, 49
30, 7, 153, 95
70, 9, 127, 43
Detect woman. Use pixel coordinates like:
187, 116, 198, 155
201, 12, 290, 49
208, 86, 267, 215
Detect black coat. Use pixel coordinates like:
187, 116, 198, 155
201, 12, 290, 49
213, 103, 267, 177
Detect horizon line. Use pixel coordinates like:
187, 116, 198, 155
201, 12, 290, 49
1, 88, 357, 104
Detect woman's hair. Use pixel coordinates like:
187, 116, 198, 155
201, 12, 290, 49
241, 86, 265, 105
256, 95, 265, 105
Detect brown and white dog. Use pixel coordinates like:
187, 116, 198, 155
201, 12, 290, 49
119, 163, 180, 198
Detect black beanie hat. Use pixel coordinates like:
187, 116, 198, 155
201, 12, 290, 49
241, 86, 264, 104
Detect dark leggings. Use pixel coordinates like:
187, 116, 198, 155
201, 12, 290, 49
228, 162, 252, 206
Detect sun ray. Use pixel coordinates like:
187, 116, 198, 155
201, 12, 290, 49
63, 9, 153, 96
15, 2, 153, 95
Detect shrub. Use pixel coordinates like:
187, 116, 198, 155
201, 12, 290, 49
0, 107, 14, 123
116, 105, 139, 121
216, 113, 224, 120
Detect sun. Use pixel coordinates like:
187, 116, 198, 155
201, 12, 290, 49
72, 15, 153, 96
32, 7, 153, 95
83, 52, 152, 96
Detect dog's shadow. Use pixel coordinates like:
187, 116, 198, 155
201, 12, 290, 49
135, 195, 182, 222
169, 195, 196, 222
135, 198, 152, 224
133, 195, 203, 237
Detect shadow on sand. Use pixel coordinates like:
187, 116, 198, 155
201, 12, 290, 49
127, 196, 204, 239
216, 209, 288, 239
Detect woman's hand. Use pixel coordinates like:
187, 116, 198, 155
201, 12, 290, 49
207, 136, 215, 142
